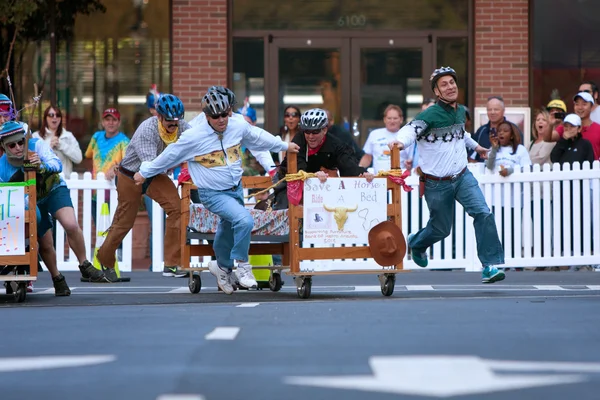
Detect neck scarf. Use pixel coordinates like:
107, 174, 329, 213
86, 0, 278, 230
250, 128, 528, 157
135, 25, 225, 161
157, 119, 178, 145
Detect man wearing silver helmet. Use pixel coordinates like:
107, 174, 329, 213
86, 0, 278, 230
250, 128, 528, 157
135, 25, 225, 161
389, 66, 505, 284
135, 88, 300, 294
273, 108, 374, 209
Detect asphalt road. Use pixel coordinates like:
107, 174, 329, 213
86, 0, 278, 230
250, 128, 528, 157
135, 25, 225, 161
1, 271, 600, 400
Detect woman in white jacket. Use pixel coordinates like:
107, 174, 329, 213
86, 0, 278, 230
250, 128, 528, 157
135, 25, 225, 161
33, 106, 82, 177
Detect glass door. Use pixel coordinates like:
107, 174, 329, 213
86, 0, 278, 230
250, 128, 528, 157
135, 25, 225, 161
266, 38, 350, 140
350, 38, 432, 147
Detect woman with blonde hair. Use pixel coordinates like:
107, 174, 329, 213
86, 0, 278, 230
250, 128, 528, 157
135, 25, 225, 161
529, 109, 556, 166
33, 105, 82, 177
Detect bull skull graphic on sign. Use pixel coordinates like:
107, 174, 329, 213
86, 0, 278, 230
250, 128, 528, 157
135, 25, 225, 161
323, 204, 358, 231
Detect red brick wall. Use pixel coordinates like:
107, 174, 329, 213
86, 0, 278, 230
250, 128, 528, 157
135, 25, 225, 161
474, 0, 529, 106
171, 0, 228, 110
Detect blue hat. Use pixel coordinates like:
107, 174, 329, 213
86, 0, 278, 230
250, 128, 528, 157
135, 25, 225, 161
0, 121, 25, 144
237, 106, 257, 122
0, 94, 11, 105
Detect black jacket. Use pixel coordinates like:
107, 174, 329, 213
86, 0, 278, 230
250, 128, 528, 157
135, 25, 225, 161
273, 132, 367, 208
327, 124, 364, 162
550, 136, 595, 166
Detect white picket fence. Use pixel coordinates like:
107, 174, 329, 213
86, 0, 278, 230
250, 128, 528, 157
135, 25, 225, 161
57, 162, 600, 272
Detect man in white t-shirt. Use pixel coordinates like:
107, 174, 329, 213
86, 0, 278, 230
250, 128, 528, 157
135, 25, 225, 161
359, 104, 416, 173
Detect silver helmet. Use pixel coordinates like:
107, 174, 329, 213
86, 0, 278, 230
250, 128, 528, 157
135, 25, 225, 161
299, 108, 328, 130
202, 90, 230, 117
430, 66, 457, 90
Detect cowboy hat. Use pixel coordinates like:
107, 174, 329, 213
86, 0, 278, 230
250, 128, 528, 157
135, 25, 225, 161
368, 221, 406, 267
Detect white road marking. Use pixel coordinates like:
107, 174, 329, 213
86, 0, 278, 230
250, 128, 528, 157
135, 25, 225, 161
285, 355, 600, 397
406, 285, 435, 291
352, 286, 382, 292
236, 303, 260, 308
37, 288, 56, 295
205, 327, 240, 340
0, 355, 116, 372
156, 395, 205, 400
168, 287, 195, 294
533, 285, 566, 291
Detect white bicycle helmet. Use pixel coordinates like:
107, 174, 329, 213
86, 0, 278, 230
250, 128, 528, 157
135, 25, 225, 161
299, 108, 328, 130
430, 66, 457, 90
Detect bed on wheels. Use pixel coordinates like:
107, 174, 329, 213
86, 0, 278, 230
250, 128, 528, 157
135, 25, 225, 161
180, 149, 406, 298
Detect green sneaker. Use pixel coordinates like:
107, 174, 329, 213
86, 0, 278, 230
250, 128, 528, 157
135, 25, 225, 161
482, 266, 506, 284
408, 233, 428, 268
52, 273, 71, 296
162, 266, 189, 278
79, 260, 109, 283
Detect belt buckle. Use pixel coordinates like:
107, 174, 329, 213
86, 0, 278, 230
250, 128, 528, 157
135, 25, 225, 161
451, 172, 459, 181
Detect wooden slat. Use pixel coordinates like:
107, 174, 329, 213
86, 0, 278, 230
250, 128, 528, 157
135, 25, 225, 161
242, 176, 273, 188
188, 243, 286, 257
0, 254, 32, 265
287, 268, 406, 276
0, 275, 38, 282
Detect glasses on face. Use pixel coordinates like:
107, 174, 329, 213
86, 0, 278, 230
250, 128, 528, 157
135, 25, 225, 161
47, 112, 61, 118
581, 90, 592, 94
209, 112, 229, 120
304, 129, 322, 135
285, 112, 299, 118
7, 140, 24, 149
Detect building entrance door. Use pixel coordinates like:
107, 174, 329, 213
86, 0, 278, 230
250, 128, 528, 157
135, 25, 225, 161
267, 36, 431, 150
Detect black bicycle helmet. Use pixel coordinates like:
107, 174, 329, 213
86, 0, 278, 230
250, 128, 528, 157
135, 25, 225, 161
430, 66, 457, 90
156, 94, 185, 120
208, 86, 236, 108
299, 108, 328, 130
202, 90, 230, 117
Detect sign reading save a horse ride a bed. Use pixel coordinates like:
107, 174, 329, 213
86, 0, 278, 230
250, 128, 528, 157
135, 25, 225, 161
0, 185, 26, 255
303, 177, 387, 247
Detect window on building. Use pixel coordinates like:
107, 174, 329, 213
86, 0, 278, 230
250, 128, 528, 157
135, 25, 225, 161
14, 0, 171, 172
533, 0, 600, 111
232, 38, 265, 128
437, 37, 469, 107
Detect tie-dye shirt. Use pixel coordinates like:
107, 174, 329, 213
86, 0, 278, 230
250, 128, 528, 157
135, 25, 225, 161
85, 131, 130, 178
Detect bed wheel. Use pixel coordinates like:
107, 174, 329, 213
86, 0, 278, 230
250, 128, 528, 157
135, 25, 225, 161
14, 282, 26, 303
296, 276, 312, 299
269, 272, 283, 292
189, 274, 201, 294
379, 273, 395, 297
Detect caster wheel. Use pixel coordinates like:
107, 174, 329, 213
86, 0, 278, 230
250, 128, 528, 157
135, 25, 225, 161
380, 274, 395, 297
14, 282, 26, 303
188, 274, 201, 294
297, 277, 312, 299
269, 273, 283, 292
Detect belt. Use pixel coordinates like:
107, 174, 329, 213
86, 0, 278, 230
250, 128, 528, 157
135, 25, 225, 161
219, 182, 240, 192
418, 167, 467, 198
118, 165, 136, 178
422, 167, 467, 182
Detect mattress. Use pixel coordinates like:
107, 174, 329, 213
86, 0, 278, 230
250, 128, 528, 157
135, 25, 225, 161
188, 204, 289, 236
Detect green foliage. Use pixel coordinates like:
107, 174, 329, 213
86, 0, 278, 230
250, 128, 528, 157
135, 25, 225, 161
0, 0, 40, 28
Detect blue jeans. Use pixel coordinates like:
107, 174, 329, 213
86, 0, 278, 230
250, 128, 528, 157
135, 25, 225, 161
197, 185, 254, 270
410, 169, 504, 267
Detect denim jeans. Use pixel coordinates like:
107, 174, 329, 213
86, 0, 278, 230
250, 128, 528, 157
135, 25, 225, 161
197, 185, 254, 270
409, 169, 504, 267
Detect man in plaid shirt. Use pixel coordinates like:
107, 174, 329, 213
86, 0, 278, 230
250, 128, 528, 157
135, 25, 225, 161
95, 94, 191, 282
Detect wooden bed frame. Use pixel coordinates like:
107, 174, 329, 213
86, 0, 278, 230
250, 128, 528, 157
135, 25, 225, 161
180, 149, 404, 298
0, 169, 38, 303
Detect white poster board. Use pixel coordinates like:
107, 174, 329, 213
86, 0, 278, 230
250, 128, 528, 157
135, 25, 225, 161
0, 186, 26, 255
303, 177, 387, 246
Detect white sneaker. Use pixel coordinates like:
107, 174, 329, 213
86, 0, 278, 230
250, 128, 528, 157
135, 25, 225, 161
235, 263, 257, 289
208, 261, 234, 294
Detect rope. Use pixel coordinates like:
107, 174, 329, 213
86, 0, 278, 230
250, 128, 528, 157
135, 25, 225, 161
244, 170, 317, 199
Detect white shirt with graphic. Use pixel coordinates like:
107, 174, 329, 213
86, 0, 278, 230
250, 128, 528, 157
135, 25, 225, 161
363, 127, 416, 173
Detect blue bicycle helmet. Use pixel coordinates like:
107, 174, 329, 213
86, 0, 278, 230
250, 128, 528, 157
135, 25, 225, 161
156, 94, 184, 120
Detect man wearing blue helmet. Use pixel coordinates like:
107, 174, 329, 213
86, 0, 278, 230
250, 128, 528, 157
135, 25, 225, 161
95, 94, 192, 282
389, 66, 505, 284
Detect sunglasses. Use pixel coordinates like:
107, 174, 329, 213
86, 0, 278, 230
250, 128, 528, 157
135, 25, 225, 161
7, 140, 24, 149
304, 129, 323, 135
47, 112, 61, 118
209, 112, 229, 120
285, 112, 299, 118
581, 90, 593, 94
